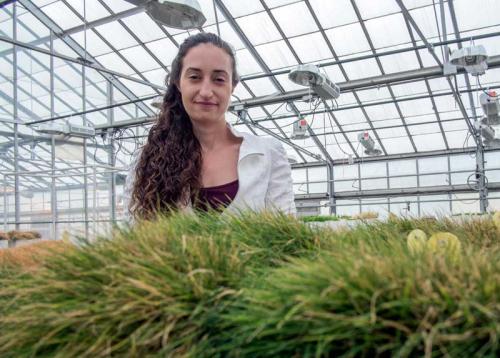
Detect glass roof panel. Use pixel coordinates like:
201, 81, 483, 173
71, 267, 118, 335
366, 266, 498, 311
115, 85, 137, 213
39, 1, 83, 30
172, 29, 201, 44
270, 2, 318, 37
341, 58, 381, 80
242, 77, 277, 96
32, 0, 57, 7
412, 132, 446, 151
334, 108, 365, 126
321, 65, 347, 83
355, 87, 392, 104
391, 80, 429, 97
364, 103, 401, 122
70, 30, 112, 57
444, 129, 469, 149
417, 48, 441, 67
94, 52, 135, 75
335, 91, 357, 106
408, 122, 441, 136
255, 40, 298, 70
231, 82, 252, 100
65, 0, 111, 22
289, 32, 332, 63
309, 0, 357, 28
145, 37, 179, 68
265, 0, 300, 7
0, 12, 13, 38
204, 22, 245, 50
397, 97, 434, 117
121, 12, 165, 43
221, 0, 264, 18
94, 21, 138, 50
365, 13, 411, 49
355, 0, 400, 19
453, 0, 500, 32
17, 11, 49, 42
142, 68, 168, 87
407, 4, 452, 41
274, 73, 305, 91
117, 80, 154, 102
236, 12, 282, 45
99, 0, 135, 14
119, 46, 160, 72
379, 136, 414, 154
379, 51, 421, 73
325, 22, 370, 57
235, 48, 263, 76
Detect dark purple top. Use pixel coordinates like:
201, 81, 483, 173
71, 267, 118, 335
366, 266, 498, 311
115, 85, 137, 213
195, 179, 239, 212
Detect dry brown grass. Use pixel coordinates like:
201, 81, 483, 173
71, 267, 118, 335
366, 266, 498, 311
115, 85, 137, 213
0, 240, 72, 271
0, 232, 8, 241
7, 230, 40, 241
352, 211, 379, 220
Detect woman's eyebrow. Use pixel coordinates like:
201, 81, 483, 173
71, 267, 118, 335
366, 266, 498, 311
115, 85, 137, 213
185, 67, 201, 72
213, 70, 229, 76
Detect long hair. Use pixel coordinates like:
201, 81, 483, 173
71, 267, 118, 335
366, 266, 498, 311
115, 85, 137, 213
129, 33, 239, 220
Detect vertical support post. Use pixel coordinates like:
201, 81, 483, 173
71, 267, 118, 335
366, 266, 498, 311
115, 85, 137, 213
107, 83, 116, 222
82, 65, 89, 239
3, 174, 7, 231
386, 161, 391, 213
13, 2, 20, 230
326, 162, 335, 215
357, 161, 362, 214
447, 155, 452, 213
50, 30, 57, 240
93, 163, 97, 237
416, 159, 421, 216
476, 134, 488, 213
440, 0, 449, 63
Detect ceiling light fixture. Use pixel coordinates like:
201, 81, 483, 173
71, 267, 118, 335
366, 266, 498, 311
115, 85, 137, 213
123, 0, 206, 29
288, 64, 340, 100
449, 45, 488, 76
358, 131, 382, 156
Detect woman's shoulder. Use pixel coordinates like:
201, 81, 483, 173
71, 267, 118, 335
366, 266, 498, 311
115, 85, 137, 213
243, 132, 283, 150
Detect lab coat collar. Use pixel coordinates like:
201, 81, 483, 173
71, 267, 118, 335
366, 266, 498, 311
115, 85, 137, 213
226, 122, 265, 159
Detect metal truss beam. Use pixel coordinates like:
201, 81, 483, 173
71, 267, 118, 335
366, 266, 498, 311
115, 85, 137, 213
240, 30, 500, 81
395, 0, 479, 146
334, 182, 500, 199
215, 0, 333, 163
17, 0, 157, 117
291, 148, 500, 168
401, 12, 449, 149
0, 34, 165, 92
230, 55, 500, 110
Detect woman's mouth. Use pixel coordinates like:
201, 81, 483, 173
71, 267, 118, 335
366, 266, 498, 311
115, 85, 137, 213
195, 102, 218, 108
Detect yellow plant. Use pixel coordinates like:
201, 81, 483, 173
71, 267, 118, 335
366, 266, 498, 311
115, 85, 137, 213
493, 211, 500, 230
427, 232, 461, 262
407, 229, 427, 254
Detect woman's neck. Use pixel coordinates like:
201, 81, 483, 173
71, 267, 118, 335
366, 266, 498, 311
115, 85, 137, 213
192, 119, 234, 152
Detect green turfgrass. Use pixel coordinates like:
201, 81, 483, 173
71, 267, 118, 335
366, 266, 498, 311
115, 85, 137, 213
0, 211, 498, 357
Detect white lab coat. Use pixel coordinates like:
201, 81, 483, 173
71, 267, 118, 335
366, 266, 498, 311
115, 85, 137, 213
123, 123, 296, 221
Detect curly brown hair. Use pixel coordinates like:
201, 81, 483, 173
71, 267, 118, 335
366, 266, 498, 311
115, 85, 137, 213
129, 33, 240, 220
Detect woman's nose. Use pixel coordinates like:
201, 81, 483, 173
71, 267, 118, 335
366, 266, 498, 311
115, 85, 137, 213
198, 79, 214, 97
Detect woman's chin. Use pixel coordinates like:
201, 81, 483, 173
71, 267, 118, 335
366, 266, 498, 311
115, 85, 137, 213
190, 114, 225, 124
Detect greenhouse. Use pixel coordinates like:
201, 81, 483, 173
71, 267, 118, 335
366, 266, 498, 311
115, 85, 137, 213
1, 1, 500, 356
1, 0, 500, 239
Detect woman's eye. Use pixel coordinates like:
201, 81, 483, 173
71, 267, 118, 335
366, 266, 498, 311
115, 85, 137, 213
188, 75, 199, 80
215, 78, 226, 82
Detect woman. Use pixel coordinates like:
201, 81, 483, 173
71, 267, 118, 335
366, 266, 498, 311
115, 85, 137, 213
124, 33, 296, 221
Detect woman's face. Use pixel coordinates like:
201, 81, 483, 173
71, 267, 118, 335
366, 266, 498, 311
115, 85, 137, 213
178, 43, 234, 124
